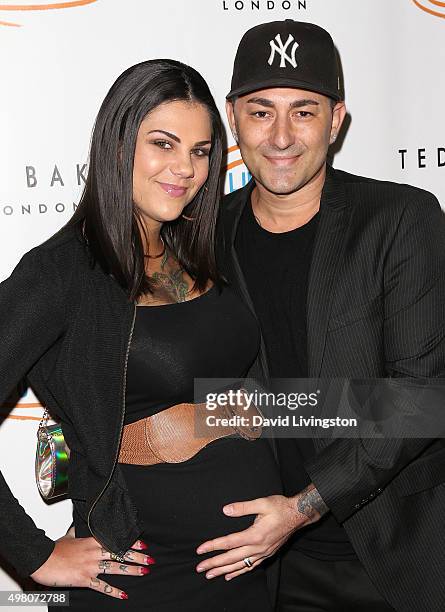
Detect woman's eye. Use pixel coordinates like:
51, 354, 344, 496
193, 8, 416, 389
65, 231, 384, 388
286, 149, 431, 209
192, 148, 210, 157
152, 140, 172, 149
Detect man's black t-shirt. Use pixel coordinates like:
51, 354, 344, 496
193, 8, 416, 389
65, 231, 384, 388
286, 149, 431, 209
234, 192, 356, 560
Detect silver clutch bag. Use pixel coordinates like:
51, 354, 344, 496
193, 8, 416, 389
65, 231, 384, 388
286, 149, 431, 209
35, 408, 70, 499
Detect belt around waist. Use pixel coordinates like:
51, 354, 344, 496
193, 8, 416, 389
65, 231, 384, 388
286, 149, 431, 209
118, 393, 263, 466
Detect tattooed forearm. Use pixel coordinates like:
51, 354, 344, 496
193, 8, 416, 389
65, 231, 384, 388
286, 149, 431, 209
296, 484, 329, 521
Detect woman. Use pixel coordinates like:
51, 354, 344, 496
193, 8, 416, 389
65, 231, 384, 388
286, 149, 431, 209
0, 59, 281, 610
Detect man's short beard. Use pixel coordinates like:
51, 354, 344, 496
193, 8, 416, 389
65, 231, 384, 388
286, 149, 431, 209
256, 174, 308, 196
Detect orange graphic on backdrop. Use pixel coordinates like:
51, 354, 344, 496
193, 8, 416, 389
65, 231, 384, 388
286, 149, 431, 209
224, 144, 245, 172
0, 402, 42, 421
0, 0, 97, 27
412, 0, 445, 18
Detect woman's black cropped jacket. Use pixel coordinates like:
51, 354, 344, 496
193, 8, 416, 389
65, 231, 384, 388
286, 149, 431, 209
0, 224, 143, 577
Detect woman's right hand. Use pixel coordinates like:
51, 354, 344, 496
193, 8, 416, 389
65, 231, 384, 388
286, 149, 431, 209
30, 533, 155, 600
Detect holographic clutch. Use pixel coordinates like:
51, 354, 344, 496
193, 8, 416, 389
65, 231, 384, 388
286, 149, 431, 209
35, 408, 70, 500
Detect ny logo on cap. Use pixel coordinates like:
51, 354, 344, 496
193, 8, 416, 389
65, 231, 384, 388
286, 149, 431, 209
268, 33, 299, 68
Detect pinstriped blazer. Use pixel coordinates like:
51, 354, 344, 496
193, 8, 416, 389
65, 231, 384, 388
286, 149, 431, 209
219, 165, 445, 612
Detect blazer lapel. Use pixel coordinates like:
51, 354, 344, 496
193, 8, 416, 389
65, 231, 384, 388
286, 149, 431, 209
222, 181, 270, 381
307, 167, 351, 377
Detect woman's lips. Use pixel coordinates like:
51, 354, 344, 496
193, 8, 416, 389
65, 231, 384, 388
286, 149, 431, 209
158, 182, 188, 197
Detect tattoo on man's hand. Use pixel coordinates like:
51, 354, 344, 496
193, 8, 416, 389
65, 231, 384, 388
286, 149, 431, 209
296, 485, 329, 520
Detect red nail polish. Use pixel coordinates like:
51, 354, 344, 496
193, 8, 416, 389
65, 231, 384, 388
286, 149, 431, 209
120, 591, 129, 599
140, 566, 150, 575
145, 556, 156, 565
139, 540, 149, 549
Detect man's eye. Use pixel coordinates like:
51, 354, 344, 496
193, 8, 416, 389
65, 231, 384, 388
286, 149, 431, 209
152, 140, 172, 149
251, 111, 269, 118
296, 111, 313, 118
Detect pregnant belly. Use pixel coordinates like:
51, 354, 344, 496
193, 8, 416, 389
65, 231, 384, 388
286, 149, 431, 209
67, 438, 280, 611
118, 436, 282, 556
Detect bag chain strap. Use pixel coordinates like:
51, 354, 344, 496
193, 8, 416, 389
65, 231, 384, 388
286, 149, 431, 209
37, 407, 50, 433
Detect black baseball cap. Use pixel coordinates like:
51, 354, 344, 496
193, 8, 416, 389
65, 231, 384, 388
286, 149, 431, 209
227, 20, 342, 101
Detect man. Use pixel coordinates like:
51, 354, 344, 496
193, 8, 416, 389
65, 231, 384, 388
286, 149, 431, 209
195, 20, 445, 612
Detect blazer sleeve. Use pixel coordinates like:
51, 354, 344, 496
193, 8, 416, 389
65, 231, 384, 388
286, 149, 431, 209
0, 246, 67, 577
304, 191, 445, 524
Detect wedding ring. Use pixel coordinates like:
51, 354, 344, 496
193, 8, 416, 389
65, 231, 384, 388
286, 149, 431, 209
243, 557, 253, 568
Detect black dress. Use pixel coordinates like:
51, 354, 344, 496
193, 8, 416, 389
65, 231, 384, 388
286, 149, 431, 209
65, 286, 282, 611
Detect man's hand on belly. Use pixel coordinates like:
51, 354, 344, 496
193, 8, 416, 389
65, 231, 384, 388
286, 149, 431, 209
195, 484, 329, 580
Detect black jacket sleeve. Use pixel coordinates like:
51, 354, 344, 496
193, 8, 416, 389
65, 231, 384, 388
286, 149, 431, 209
304, 192, 445, 523
0, 246, 67, 577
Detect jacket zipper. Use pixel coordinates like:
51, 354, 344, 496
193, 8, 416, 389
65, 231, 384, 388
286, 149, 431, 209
86, 302, 137, 559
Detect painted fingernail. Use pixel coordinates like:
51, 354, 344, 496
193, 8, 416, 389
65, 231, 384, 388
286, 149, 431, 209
140, 567, 150, 575
139, 540, 149, 549
145, 556, 156, 565
120, 591, 128, 599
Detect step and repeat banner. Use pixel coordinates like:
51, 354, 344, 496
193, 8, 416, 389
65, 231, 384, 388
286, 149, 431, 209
0, 0, 444, 601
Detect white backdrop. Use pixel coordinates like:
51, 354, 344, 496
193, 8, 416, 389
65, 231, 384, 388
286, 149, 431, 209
1, 0, 444, 604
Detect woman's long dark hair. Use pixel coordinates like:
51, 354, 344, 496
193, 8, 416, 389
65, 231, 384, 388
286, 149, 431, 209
66, 59, 224, 301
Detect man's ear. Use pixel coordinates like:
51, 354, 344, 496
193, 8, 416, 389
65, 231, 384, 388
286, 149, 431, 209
330, 101, 346, 144
225, 99, 238, 144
